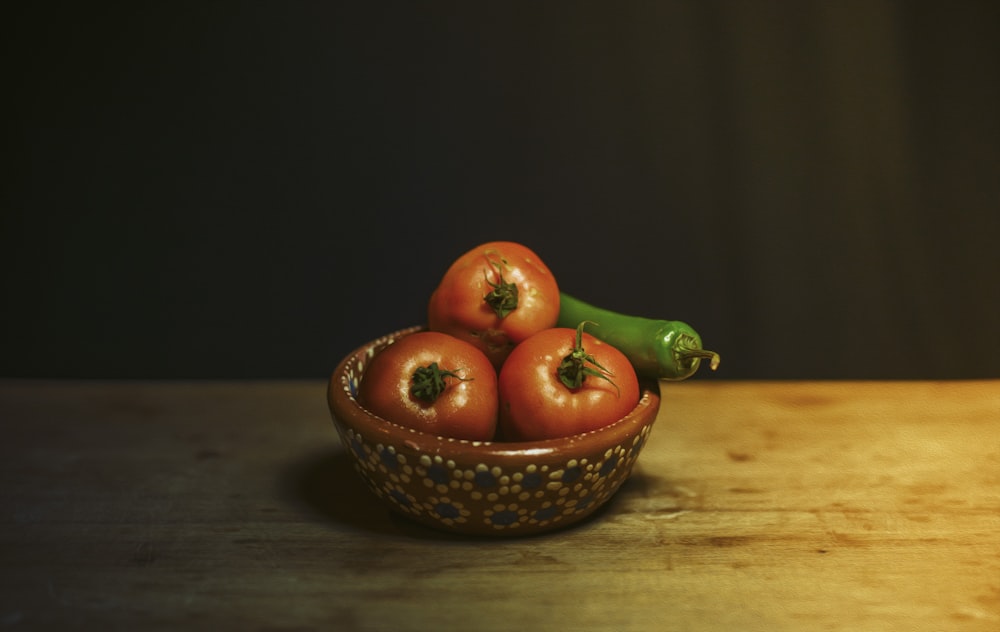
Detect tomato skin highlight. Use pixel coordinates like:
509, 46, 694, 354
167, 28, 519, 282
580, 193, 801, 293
357, 331, 499, 441
497, 327, 640, 441
427, 241, 560, 369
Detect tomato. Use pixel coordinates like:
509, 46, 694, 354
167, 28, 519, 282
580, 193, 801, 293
427, 241, 560, 369
497, 324, 640, 441
357, 331, 499, 441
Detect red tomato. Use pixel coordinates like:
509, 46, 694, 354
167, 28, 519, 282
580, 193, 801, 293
357, 331, 498, 441
427, 241, 560, 368
497, 324, 640, 441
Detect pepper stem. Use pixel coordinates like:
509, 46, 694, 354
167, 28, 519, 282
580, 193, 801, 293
676, 336, 721, 371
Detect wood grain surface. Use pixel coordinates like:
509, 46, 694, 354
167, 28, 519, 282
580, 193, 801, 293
1, 379, 998, 631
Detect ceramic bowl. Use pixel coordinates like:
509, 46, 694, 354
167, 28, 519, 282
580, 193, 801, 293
326, 326, 662, 537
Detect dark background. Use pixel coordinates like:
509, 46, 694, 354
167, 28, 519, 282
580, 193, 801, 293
3, 2, 998, 380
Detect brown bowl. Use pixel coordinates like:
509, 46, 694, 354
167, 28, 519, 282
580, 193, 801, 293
326, 326, 662, 536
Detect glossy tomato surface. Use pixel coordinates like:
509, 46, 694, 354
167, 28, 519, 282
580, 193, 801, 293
357, 331, 498, 441
427, 241, 560, 368
497, 327, 640, 441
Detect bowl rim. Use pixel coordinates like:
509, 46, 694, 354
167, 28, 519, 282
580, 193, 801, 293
327, 325, 661, 460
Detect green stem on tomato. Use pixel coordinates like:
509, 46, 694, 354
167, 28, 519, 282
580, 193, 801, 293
556, 321, 621, 396
409, 363, 470, 403
482, 256, 518, 318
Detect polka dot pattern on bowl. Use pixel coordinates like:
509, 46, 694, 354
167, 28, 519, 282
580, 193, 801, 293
338, 424, 652, 532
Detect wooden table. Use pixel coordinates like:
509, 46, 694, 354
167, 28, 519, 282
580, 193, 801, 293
2, 379, 998, 630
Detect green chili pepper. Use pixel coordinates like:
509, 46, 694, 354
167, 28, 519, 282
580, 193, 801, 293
556, 292, 720, 381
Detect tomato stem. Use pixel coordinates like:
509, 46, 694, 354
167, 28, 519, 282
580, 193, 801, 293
482, 256, 518, 319
557, 321, 621, 396
410, 363, 470, 403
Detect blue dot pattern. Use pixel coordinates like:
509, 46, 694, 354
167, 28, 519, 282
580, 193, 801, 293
474, 469, 497, 488
435, 502, 461, 520
490, 510, 520, 526
426, 464, 450, 486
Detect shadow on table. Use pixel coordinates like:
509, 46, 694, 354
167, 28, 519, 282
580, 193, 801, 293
279, 446, 425, 537
280, 446, 662, 541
